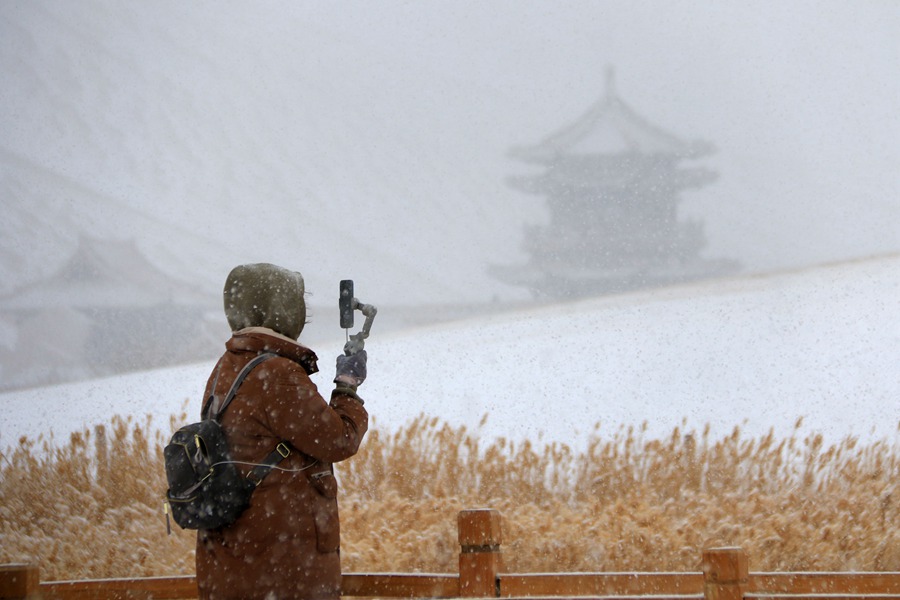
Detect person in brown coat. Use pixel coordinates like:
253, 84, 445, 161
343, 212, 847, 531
196, 263, 369, 600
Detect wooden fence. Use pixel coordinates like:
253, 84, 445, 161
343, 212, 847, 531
3, 508, 900, 600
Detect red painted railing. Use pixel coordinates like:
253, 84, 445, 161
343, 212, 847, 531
2, 508, 899, 600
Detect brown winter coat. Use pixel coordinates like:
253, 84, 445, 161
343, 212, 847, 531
195, 327, 368, 600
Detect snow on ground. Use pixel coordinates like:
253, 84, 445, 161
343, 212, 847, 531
2, 256, 898, 452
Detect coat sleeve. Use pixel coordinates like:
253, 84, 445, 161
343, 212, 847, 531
263, 358, 368, 463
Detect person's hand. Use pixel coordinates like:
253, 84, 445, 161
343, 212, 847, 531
334, 350, 367, 387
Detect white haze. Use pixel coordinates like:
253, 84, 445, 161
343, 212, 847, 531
1, 1, 899, 305
0, 2, 898, 435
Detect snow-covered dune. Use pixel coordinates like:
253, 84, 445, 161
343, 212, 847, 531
3, 255, 897, 452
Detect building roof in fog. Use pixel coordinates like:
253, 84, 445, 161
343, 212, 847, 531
0, 235, 213, 310
509, 68, 714, 163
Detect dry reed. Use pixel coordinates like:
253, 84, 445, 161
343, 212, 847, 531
1, 413, 898, 581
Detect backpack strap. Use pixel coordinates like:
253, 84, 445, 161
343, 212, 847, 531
200, 361, 224, 420
246, 441, 294, 486
206, 352, 294, 487
204, 352, 276, 421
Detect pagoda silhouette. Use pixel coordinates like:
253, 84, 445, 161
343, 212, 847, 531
0, 235, 221, 391
493, 69, 738, 299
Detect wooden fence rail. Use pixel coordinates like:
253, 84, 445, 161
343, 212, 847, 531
2, 508, 900, 600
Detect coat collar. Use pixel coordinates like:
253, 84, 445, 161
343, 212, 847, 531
226, 327, 319, 375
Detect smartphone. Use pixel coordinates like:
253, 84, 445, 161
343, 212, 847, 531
339, 280, 354, 329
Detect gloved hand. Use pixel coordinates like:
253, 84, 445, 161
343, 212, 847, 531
334, 350, 367, 388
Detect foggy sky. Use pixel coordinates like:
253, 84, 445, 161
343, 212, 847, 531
1, 0, 898, 306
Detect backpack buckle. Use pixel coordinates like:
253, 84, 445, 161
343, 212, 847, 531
276, 442, 291, 458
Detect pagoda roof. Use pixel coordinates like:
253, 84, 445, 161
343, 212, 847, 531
0, 235, 213, 311
510, 68, 714, 163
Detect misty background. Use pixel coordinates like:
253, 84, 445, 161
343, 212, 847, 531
1, 1, 899, 393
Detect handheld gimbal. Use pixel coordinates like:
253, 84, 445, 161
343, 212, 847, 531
339, 279, 377, 356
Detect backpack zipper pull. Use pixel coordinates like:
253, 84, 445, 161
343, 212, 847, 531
164, 501, 172, 536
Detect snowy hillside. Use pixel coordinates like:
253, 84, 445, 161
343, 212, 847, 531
3, 255, 898, 452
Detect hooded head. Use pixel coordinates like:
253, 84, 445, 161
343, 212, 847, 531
223, 263, 307, 340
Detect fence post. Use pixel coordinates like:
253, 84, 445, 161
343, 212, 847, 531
0, 564, 40, 600
458, 509, 502, 598
702, 547, 748, 600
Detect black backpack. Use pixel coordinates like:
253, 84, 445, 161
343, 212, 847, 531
164, 352, 291, 532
